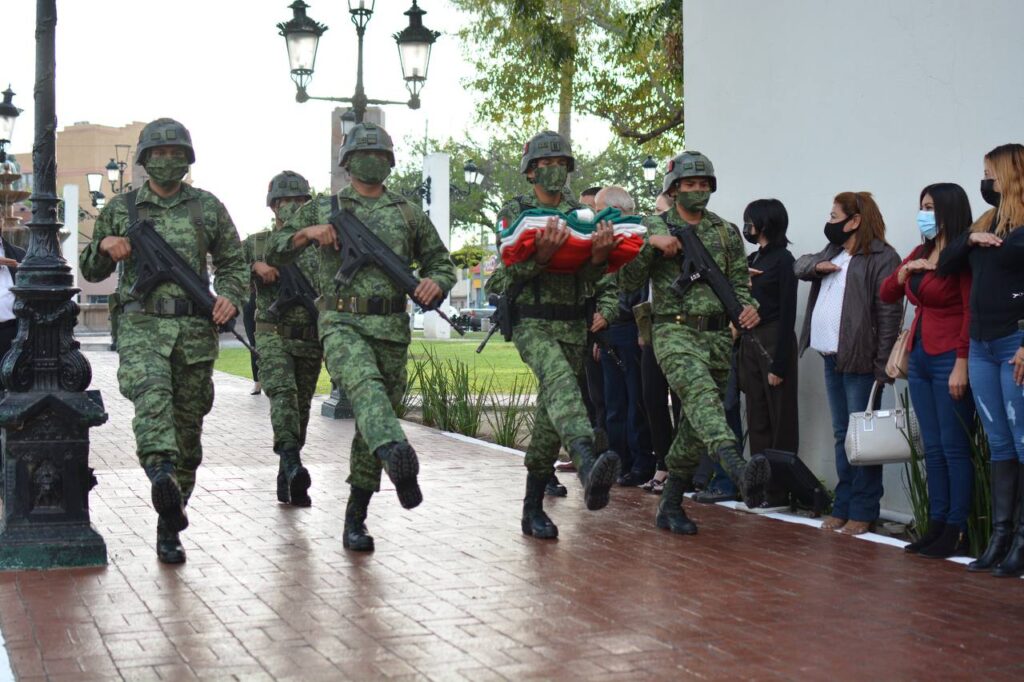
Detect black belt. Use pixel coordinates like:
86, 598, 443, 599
123, 298, 202, 317
654, 313, 729, 332
517, 304, 585, 321
255, 321, 319, 341
320, 295, 407, 315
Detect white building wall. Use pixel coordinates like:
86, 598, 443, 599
684, 0, 1024, 515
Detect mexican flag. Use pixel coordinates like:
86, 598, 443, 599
498, 207, 646, 274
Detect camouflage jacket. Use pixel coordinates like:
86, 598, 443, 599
80, 182, 248, 316
485, 191, 607, 345
243, 224, 320, 329
617, 208, 755, 318
266, 186, 456, 344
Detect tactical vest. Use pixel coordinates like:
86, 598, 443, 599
124, 188, 208, 260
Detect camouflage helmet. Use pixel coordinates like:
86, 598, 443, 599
519, 130, 575, 174
337, 122, 396, 168
266, 170, 311, 207
663, 151, 717, 193
135, 118, 195, 165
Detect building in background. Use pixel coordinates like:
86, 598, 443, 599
684, 0, 1024, 517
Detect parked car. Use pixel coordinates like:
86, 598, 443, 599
459, 307, 496, 331
412, 305, 459, 331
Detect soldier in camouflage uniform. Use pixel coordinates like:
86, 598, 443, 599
486, 131, 621, 541
244, 171, 320, 507
80, 118, 248, 563
266, 123, 455, 552
617, 151, 771, 536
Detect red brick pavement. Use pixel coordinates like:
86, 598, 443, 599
0, 351, 1023, 681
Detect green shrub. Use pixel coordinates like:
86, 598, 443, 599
486, 374, 536, 448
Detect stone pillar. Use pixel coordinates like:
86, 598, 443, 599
421, 152, 450, 340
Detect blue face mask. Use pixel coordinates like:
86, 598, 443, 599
917, 210, 938, 240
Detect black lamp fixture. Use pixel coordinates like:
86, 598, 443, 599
641, 155, 659, 197
0, 85, 22, 163
277, 0, 439, 122
412, 158, 484, 206
85, 171, 105, 210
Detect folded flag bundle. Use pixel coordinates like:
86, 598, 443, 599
497, 207, 646, 273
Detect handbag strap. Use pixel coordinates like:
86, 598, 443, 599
863, 380, 883, 414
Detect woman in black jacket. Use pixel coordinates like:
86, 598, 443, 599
938, 143, 1024, 577
738, 199, 799, 460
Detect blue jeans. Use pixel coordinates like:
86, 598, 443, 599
601, 323, 655, 476
822, 355, 883, 522
969, 331, 1024, 463
908, 343, 974, 528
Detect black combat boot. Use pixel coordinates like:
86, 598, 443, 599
570, 438, 620, 511
545, 473, 568, 497
904, 520, 946, 554
343, 486, 375, 552
993, 464, 1024, 577
277, 450, 312, 507
156, 518, 186, 564
714, 443, 770, 509
144, 458, 188, 533
969, 460, 1018, 572
374, 441, 422, 509
522, 474, 558, 539
655, 475, 698, 535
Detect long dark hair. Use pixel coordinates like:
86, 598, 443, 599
919, 183, 972, 255
742, 198, 790, 247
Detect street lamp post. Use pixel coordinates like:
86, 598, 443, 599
642, 155, 659, 197
0, 0, 108, 570
104, 145, 131, 195
277, 0, 439, 123
413, 159, 483, 206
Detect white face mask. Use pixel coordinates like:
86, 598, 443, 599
916, 210, 937, 240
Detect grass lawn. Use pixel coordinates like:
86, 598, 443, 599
215, 333, 533, 395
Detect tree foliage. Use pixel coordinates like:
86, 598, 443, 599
449, 0, 683, 154
450, 244, 489, 269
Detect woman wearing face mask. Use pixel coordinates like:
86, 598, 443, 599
795, 192, 902, 535
938, 143, 1024, 577
880, 184, 973, 558
738, 199, 799, 465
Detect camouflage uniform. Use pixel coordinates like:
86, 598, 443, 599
267, 188, 454, 495
617, 151, 770, 533
243, 227, 321, 456
487, 131, 621, 541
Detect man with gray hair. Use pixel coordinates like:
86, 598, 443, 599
591, 187, 656, 486
595, 185, 636, 214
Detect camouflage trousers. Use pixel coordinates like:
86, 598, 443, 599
321, 323, 408, 492
116, 314, 217, 504
652, 323, 735, 480
513, 322, 593, 476
255, 329, 322, 454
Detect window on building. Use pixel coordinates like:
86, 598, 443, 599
86, 295, 109, 304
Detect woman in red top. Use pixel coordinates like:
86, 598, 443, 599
880, 182, 973, 558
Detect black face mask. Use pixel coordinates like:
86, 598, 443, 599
824, 216, 854, 245
742, 222, 759, 245
981, 178, 1000, 208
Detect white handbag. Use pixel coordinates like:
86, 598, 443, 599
845, 381, 917, 466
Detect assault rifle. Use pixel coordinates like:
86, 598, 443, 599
267, 263, 319, 319
329, 209, 465, 336
475, 287, 521, 353
667, 224, 770, 362
125, 218, 256, 354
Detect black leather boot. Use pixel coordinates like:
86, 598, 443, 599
993, 464, 1024, 577
714, 443, 770, 509
570, 438, 620, 511
905, 520, 946, 554
144, 458, 188, 533
545, 473, 567, 497
655, 475, 698, 535
343, 486, 375, 552
277, 450, 312, 507
919, 523, 963, 559
374, 441, 422, 509
156, 518, 186, 564
968, 460, 1018, 572
522, 474, 558, 539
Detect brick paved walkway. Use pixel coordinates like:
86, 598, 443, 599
1, 351, 1023, 681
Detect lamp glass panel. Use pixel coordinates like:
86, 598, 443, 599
286, 31, 319, 73
0, 115, 14, 143
643, 165, 657, 183
399, 42, 431, 80
86, 173, 103, 193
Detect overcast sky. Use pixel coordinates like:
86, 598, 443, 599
5, 0, 612, 237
